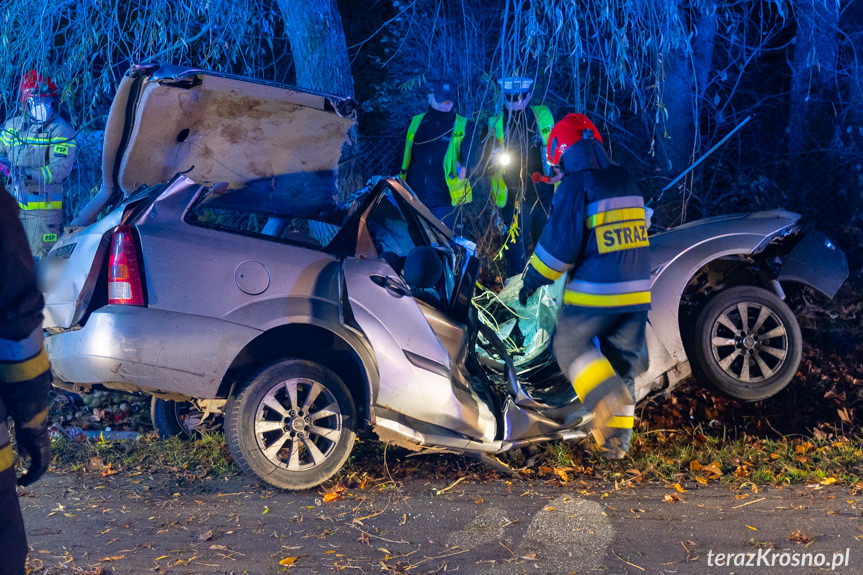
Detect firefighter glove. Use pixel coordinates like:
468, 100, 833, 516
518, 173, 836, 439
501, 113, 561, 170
518, 284, 536, 306
16, 424, 50, 486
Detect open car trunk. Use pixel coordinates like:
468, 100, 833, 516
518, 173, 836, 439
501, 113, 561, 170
43, 64, 357, 330
103, 64, 357, 197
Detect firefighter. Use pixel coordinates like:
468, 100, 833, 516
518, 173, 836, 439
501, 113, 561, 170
518, 114, 650, 459
487, 76, 561, 274
0, 183, 53, 575
0, 70, 77, 259
400, 79, 474, 231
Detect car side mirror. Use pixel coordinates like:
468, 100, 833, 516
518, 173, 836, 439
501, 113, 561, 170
403, 246, 444, 289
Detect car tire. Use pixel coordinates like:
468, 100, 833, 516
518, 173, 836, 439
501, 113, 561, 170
225, 359, 356, 490
150, 397, 207, 439
692, 286, 802, 402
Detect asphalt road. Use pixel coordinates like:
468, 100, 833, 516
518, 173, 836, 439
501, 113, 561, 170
18, 470, 863, 575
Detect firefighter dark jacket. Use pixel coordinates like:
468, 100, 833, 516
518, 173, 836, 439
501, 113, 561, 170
522, 140, 651, 313
0, 189, 52, 478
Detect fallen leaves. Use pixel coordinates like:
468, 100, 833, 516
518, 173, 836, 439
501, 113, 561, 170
693, 460, 723, 476
279, 556, 298, 566
198, 529, 215, 542
787, 529, 814, 545
323, 485, 347, 503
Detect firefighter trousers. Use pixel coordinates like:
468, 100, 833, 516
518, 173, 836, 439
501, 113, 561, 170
0, 434, 28, 575
552, 308, 648, 453
19, 208, 62, 259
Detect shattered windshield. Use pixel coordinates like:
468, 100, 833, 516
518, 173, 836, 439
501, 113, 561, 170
185, 172, 348, 249
474, 276, 565, 368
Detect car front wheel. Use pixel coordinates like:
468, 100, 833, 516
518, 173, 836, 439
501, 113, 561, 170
225, 359, 356, 490
692, 286, 802, 402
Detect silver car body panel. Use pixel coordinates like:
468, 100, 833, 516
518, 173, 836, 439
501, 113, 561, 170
42, 205, 126, 330
47, 306, 261, 398
343, 257, 495, 442
630, 210, 801, 398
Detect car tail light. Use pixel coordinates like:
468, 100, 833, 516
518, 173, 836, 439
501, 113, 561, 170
108, 225, 145, 305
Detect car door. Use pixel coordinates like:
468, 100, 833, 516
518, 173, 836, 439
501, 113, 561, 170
341, 191, 491, 440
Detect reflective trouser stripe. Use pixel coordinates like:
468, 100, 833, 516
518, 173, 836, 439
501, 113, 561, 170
21, 407, 49, 429
0, 348, 50, 382
570, 356, 616, 400
18, 201, 62, 211
607, 416, 634, 429
0, 444, 13, 473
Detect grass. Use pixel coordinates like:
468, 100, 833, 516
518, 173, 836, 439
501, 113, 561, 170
526, 426, 863, 489
44, 425, 863, 490
50, 431, 236, 477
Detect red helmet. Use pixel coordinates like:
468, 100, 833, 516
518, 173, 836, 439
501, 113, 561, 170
546, 113, 602, 166
19, 70, 59, 102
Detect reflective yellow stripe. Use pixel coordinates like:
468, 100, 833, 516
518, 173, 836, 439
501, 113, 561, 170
572, 357, 616, 400
0, 348, 50, 382
401, 114, 425, 174
0, 445, 14, 472
564, 290, 651, 308
607, 415, 634, 429
41, 166, 53, 184
18, 201, 62, 211
22, 407, 49, 429
529, 253, 563, 281
586, 207, 646, 229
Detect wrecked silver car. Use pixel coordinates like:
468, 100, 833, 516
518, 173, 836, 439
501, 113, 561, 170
42, 65, 848, 489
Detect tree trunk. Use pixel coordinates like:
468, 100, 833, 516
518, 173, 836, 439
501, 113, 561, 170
276, 0, 359, 195
787, 0, 840, 206
656, 1, 717, 221
276, 0, 354, 97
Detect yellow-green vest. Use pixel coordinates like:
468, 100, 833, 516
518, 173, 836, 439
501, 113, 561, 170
487, 104, 554, 207
401, 113, 472, 206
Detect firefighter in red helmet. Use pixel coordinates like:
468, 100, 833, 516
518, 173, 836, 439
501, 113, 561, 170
519, 113, 651, 459
0, 70, 77, 259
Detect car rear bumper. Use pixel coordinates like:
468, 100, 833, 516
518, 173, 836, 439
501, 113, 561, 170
46, 305, 261, 398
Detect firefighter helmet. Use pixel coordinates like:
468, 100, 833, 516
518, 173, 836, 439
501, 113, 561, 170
19, 70, 59, 102
546, 113, 602, 166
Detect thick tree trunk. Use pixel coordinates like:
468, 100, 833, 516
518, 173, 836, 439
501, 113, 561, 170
656, 1, 716, 221
276, 0, 354, 97
787, 0, 840, 205
276, 0, 359, 195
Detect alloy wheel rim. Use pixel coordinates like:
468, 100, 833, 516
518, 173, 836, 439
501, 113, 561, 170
254, 378, 343, 471
709, 301, 789, 384
175, 403, 204, 434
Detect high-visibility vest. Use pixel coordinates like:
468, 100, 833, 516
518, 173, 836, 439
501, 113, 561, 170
488, 104, 555, 207
401, 113, 472, 206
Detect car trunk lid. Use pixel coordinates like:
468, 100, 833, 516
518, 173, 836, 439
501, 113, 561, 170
103, 64, 357, 199
44, 65, 357, 330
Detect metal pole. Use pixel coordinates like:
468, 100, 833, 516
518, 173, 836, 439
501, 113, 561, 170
661, 115, 753, 193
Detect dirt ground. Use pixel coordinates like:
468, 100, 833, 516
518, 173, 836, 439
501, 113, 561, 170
19, 469, 863, 575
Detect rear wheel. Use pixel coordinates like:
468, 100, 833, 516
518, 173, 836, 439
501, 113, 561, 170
692, 286, 802, 401
225, 360, 356, 490
150, 397, 207, 439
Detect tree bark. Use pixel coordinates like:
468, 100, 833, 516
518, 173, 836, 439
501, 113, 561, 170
276, 0, 355, 97
276, 0, 359, 195
787, 0, 840, 204
657, 0, 717, 220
